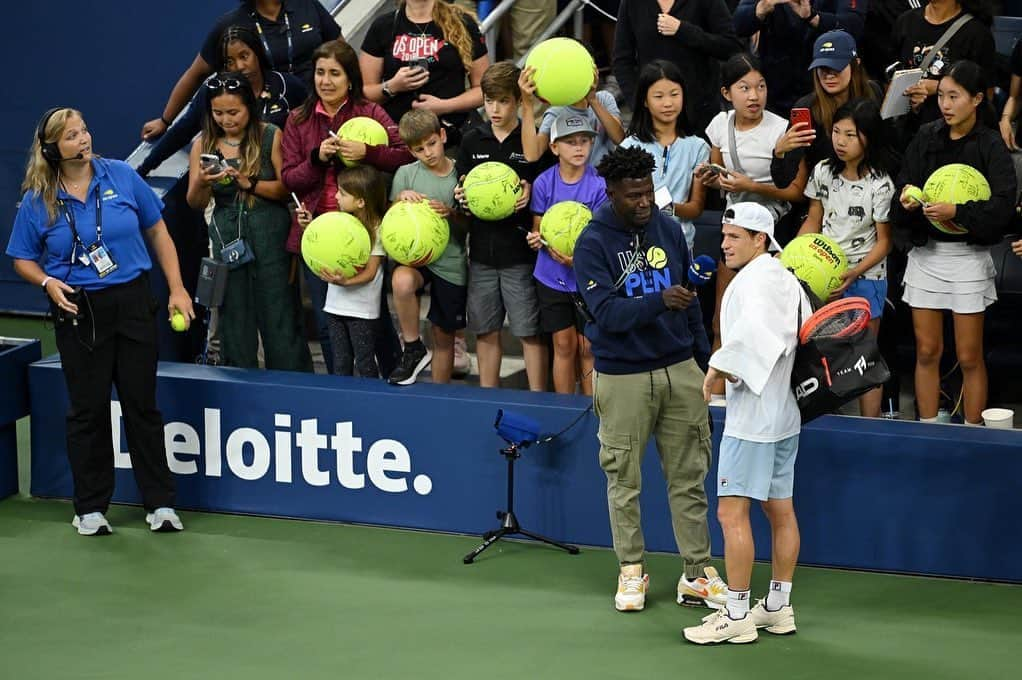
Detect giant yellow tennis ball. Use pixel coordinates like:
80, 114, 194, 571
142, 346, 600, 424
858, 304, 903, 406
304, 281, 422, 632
463, 162, 521, 221
540, 201, 592, 257
922, 163, 991, 235
379, 200, 450, 267
779, 233, 848, 301
524, 38, 595, 106
301, 212, 372, 278
337, 117, 389, 167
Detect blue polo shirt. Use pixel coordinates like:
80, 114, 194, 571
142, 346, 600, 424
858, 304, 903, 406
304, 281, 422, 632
7, 158, 164, 291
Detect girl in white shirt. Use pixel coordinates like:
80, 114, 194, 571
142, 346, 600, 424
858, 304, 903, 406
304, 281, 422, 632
699, 54, 809, 401
299, 165, 388, 377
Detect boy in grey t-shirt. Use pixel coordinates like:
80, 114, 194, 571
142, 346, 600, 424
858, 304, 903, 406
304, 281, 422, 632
388, 110, 469, 386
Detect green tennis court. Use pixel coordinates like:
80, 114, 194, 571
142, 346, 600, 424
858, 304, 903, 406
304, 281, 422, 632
0, 496, 1018, 680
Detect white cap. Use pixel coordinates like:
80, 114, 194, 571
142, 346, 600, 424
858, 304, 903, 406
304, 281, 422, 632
722, 202, 782, 253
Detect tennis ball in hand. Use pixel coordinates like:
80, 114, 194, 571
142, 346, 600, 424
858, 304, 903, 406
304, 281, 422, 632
904, 185, 927, 205
922, 163, 991, 235
171, 311, 187, 332
336, 117, 388, 167
524, 38, 596, 106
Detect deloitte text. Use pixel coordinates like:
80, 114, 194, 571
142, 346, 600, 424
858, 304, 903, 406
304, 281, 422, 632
111, 402, 433, 495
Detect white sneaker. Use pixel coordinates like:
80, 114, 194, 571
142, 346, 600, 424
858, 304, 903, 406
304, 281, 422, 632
750, 598, 797, 634
146, 507, 184, 532
452, 337, 472, 378
615, 566, 648, 612
678, 565, 728, 609
72, 512, 112, 536
683, 609, 758, 645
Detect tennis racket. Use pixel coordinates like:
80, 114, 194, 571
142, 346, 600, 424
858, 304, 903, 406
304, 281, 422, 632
798, 297, 871, 345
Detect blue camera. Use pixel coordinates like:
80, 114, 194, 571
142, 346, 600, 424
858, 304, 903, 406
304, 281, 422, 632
494, 409, 540, 447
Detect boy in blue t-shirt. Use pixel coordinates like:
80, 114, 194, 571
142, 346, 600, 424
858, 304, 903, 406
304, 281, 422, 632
526, 113, 607, 394
388, 109, 468, 386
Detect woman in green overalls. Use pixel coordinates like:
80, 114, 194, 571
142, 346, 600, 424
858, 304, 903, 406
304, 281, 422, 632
186, 71, 311, 371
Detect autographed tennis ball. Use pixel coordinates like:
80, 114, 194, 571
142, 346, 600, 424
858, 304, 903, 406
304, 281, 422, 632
301, 212, 372, 278
337, 117, 388, 167
922, 164, 991, 235
463, 162, 521, 221
524, 38, 595, 106
171, 311, 187, 332
379, 200, 450, 267
540, 201, 592, 257
779, 233, 848, 301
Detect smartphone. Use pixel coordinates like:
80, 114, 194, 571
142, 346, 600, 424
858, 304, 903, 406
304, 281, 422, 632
705, 163, 729, 177
200, 153, 225, 174
790, 107, 812, 130
409, 58, 430, 73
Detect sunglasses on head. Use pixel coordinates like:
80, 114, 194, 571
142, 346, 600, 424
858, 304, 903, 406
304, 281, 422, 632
206, 76, 245, 91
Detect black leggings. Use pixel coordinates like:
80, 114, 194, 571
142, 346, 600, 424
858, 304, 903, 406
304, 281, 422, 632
327, 314, 380, 378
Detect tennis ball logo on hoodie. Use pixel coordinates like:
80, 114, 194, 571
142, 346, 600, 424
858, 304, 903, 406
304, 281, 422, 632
645, 246, 667, 269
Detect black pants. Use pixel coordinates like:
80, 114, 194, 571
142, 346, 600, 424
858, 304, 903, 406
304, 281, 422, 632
327, 314, 380, 378
54, 275, 175, 515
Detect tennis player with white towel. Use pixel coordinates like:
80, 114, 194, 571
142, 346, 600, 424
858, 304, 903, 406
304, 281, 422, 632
684, 202, 812, 645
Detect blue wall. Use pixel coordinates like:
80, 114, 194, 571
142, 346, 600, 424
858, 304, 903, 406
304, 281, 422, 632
0, 1, 236, 313
27, 358, 1022, 582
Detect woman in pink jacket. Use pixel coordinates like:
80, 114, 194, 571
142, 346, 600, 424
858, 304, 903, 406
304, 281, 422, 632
282, 38, 412, 373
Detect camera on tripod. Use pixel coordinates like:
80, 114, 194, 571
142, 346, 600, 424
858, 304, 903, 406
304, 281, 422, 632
494, 409, 540, 448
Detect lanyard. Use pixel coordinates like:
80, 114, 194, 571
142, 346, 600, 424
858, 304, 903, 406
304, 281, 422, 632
662, 144, 670, 178
254, 11, 294, 74
59, 183, 102, 263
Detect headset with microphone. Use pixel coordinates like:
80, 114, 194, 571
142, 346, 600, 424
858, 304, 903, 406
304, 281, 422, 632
36, 107, 84, 165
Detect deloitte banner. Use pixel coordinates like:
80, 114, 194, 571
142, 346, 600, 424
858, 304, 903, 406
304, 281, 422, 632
27, 358, 1022, 581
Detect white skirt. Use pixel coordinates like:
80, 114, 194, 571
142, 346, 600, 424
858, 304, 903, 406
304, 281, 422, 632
903, 241, 996, 314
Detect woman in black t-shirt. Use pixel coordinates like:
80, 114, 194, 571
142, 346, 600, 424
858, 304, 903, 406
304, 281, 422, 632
141, 0, 340, 141
359, 0, 489, 135
891, 0, 995, 133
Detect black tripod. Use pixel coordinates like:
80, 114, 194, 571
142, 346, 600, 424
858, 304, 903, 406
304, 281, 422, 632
463, 440, 579, 564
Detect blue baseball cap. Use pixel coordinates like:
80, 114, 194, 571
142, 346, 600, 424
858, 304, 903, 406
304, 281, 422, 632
808, 31, 858, 72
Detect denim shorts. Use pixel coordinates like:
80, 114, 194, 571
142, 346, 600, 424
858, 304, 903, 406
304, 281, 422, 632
844, 278, 887, 319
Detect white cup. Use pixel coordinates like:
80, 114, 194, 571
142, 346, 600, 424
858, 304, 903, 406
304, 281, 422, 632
981, 408, 1014, 429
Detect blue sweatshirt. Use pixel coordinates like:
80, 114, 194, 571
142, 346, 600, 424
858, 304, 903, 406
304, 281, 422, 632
573, 202, 711, 375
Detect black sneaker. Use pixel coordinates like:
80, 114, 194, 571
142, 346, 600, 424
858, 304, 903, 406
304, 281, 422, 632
388, 343, 432, 385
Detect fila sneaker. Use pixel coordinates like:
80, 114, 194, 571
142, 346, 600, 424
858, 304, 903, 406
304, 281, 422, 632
683, 609, 758, 645
678, 565, 728, 609
72, 512, 112, 536
615, 565, 649, 612
750, 599, 797, 634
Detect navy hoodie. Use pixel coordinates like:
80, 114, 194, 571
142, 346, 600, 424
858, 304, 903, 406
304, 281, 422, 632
574, 203, 711, 375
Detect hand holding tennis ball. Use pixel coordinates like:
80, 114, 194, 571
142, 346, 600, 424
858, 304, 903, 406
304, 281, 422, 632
171, 309, 188, 332
902, 185, 927, 209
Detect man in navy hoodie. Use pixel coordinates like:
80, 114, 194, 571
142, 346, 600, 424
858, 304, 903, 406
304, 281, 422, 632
574, 146, 726, 614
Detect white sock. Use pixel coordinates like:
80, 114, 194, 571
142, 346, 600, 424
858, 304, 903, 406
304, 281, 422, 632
766, 580, 791, 610
919, 416, 938, 423
726, 588, 750, 619
965, 420, 983, 427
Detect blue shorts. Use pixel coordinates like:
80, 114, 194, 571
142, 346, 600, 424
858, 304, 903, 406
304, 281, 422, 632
844, 278, 887, 319
718, 435, 799, 501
